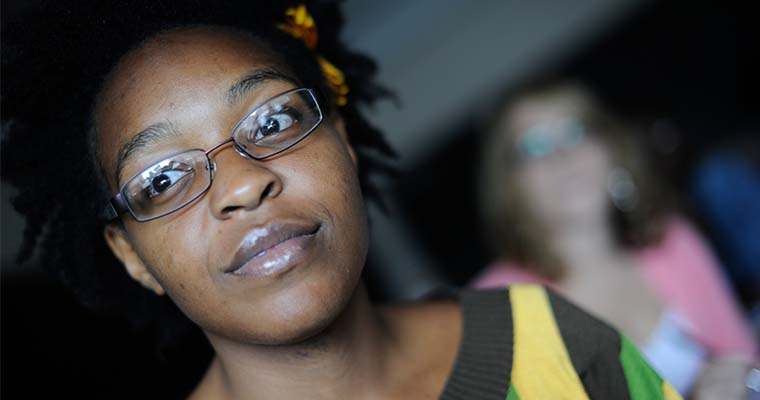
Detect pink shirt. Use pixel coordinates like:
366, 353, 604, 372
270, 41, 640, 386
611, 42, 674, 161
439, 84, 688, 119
471, 216, 757, 359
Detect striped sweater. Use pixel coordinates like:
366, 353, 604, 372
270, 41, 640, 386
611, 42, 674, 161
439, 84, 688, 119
439, 285, 681, 400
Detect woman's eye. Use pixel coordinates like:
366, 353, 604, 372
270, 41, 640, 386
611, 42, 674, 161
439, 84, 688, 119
252, 109, 300, 142
151, 172, 176, 193
142, 166, 194, 200
518, 136, 553, 159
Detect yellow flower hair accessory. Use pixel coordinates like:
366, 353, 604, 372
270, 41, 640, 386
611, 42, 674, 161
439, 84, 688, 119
277, 4, 318, 50
277, 4, 349, 106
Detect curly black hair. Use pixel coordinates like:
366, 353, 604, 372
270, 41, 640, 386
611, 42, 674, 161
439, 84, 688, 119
1, 0, 396, 347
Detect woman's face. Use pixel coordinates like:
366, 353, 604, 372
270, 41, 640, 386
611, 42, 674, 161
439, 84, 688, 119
94, 27, 369, 345
504, 94, 613, 228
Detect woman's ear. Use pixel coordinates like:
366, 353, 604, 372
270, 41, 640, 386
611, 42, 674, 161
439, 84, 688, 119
103, 224, 165, 295
331, 114, 358, 167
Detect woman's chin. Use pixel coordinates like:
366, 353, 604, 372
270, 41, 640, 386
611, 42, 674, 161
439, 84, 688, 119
206, 274, 362, 347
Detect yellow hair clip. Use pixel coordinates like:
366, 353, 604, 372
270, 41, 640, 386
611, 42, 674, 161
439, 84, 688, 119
277, 4, 318, 50
278, 4, 349, 106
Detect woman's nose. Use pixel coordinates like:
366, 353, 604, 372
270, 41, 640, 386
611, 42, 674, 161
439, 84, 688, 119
207, 149, 283, 219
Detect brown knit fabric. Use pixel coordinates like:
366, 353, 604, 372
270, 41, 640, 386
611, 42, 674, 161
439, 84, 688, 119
440, 289, 513, 400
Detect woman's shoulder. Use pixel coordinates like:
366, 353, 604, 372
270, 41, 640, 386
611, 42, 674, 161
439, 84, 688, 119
459, 285, 624, 369
447, 285, 681, 399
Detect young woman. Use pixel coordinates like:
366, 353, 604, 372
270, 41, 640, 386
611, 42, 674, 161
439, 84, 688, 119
474, 80, 757, 398
2, 2, 681, 399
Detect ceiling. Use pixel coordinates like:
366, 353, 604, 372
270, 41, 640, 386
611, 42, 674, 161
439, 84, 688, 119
341, 0, 645, 165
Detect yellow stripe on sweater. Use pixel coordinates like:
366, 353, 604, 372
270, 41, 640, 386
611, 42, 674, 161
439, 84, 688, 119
663, 381, 681, 400
510, 285, 589, 399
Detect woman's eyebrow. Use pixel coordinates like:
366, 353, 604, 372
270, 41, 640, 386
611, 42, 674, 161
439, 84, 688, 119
115, 121, 180, 184
226, 68, 299, 104
114, 69, 299, 185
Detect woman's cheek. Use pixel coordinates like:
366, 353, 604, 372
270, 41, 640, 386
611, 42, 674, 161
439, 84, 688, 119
138, 223, 206, 286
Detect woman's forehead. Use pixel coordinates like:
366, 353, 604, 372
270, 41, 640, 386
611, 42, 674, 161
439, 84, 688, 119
94, 27, 286, 179
100, 27, 278, 106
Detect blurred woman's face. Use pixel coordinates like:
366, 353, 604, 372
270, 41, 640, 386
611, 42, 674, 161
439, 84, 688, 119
94, 27, 369, 345
504, 95, 613, 228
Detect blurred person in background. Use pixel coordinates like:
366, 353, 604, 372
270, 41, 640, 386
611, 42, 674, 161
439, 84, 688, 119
472, 80, 758, 398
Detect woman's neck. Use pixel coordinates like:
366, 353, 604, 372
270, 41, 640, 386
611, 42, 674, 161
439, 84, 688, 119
547, 214, 624, 271
198, 284, 399, 399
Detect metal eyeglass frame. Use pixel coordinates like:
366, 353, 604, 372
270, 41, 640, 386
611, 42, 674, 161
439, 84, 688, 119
104, 87, 324, 222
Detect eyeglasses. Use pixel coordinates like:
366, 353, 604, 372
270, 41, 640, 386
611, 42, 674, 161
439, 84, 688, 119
106, 88, 323, 222
514, 117, 586, 161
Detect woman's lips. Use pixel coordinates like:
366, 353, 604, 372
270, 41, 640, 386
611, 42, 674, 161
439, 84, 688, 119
225, 221, 321, 278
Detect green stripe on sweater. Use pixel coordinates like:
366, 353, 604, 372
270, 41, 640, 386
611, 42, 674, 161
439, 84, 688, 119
619, 335, 664, 400
506, 384, 520, 400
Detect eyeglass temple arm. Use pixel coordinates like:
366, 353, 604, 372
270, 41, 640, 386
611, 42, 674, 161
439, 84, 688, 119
103, 193, 129, 221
